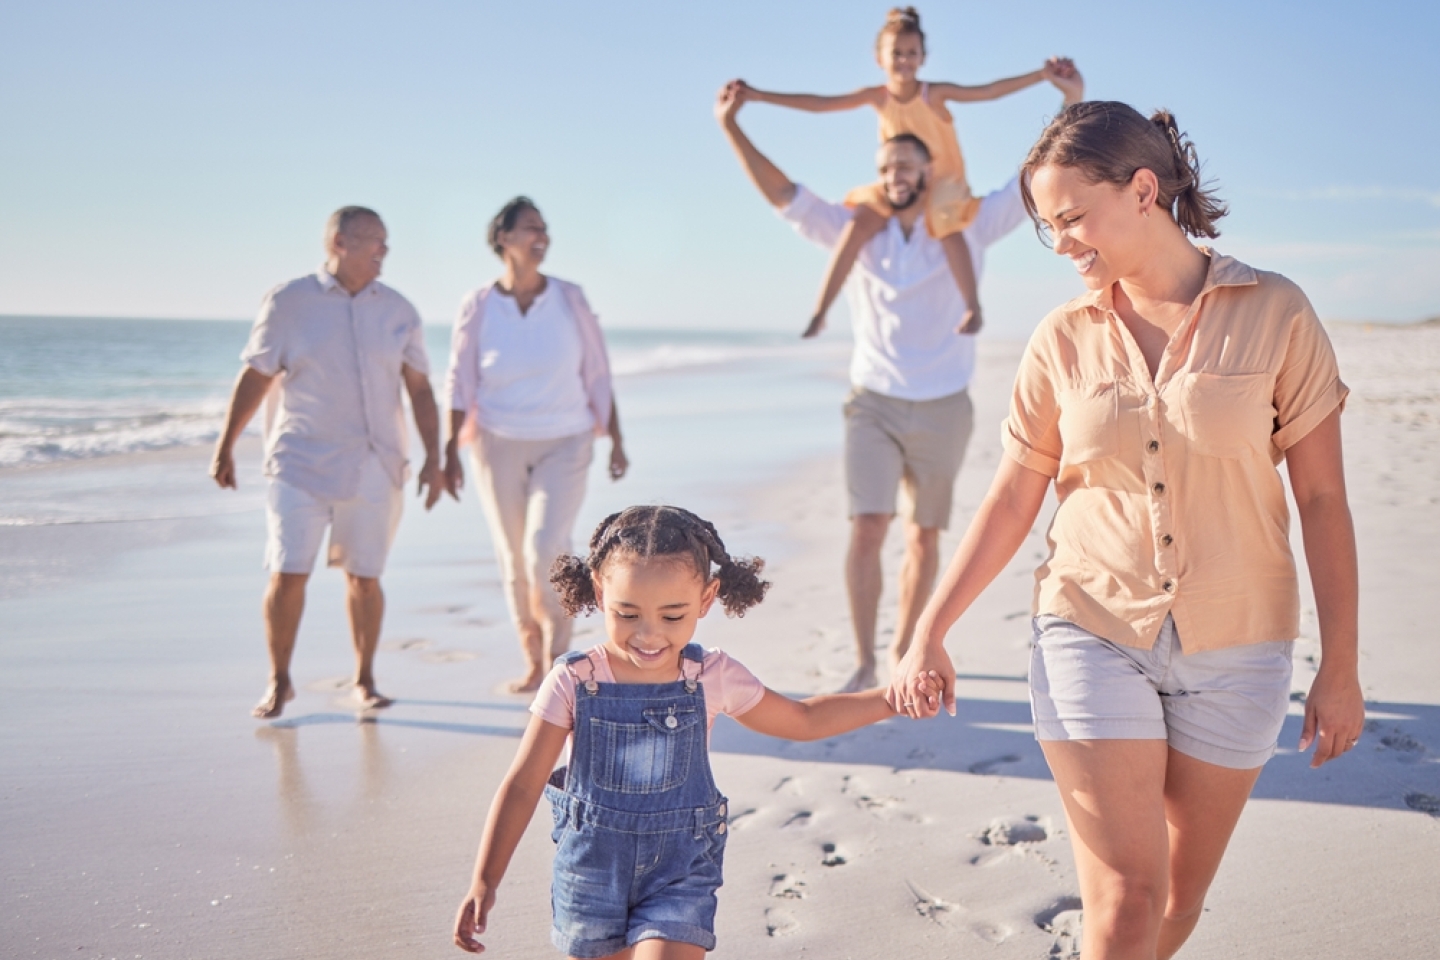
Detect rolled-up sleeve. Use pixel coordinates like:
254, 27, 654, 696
1270, 296, 1349, 451
240, 289, 286, 377
965, 176, 1026, 251
444, 290, 483, 414
400, 303, 430, 376
1001, 323, 1064, 478
776, 184, 851, 251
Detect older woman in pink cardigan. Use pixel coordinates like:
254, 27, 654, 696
443, 197, 628, 693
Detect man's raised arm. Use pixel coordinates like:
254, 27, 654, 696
714, 81, 797, 210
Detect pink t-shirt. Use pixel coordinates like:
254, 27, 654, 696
531, 645, 767, 735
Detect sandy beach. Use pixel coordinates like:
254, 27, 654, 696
3, 324, 1439, 959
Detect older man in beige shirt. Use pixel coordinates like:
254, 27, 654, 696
211, 206, 447, 718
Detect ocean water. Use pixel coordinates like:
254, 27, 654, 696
0, 316, 852, 526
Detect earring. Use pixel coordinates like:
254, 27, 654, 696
1142, 209, 1150, 219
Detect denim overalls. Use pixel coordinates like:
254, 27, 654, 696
543, 643, 730, 957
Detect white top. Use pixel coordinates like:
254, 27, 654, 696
474, 285, 594, 440
779, 177, 1027, 401
241, 268, 429, 500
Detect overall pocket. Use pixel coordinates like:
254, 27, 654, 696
587, 706, 700, 794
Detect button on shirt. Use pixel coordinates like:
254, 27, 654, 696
778, 177, 1026, 401
1002, 251, 1348, 652
241, 269, 430, 501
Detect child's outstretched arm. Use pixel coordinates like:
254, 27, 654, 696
736, 685, 901, 741
454, 715, 569, 954
734, 79, 885, 114
929, 65, 1050, 106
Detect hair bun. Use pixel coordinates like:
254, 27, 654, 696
888, 5, 921, 25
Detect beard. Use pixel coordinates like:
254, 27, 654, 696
887, 173, 927, 211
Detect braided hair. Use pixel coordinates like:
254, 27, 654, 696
550, 505, 770, 618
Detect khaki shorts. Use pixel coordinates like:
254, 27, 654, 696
843, 387, 974, 529
264, 453, 404, 578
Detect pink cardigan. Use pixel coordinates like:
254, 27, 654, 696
443, 277, 615, 446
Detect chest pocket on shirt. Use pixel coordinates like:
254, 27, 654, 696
1178, 372, 1275, 459
1057, 382, 1121, 465
587, 706, 700, 794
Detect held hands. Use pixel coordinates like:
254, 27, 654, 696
1298, 662, 1366, 768
886, 643, 958, 720
416, 455, 451, 511
1042, 58, 1084, 105
715, 80, 749, 125
453, 884, 498, 954
443, 439, 465, 498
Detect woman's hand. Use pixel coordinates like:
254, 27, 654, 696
1299, 662, 1365, 768
608, 442, 629, 481
453, 884, 497, 953
443, 441, 465, 497
887, 640, 956, 720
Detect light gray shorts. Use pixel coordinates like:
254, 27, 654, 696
1029, 614, 1294, 770
843, 386, 973, 529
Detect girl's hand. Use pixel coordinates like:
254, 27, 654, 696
1299, 663, 1365, 768
454, 885, 497, 953
887, 642, 956, 719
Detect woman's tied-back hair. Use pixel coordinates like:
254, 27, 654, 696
487, 195, 540, 257
1019, 101, 1229, 242
550, 505, 771, 618
876, 6, 925, 54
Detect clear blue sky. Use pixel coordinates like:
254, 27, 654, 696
2, 0, 1436, 334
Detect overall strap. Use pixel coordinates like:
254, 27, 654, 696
559, 649, 600, 695
680, 643, 705, 693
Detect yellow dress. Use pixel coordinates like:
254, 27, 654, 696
844, 82, 981, 238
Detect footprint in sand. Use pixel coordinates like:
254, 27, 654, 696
769, 874, 807, 899
1404, 793, 1440, 817
380, 637, 432, 652
904, 880, 952, 923
968, 754, 1023, 775
420, 649, 478, 663
979, 816, 1048, 846
820, 842, 847, 867
1035, 898, 1084, 959
1378, 728, 1427, 758
781, 811, 813, 829
764, 907, 799, 937
725, 807, 757, 831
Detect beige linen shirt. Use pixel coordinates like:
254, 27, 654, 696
1002, 252, 1348, 651
242, 268, 430, 501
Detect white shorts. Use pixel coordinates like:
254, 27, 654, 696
1029, 614, 1294, 770
264, 454, 404, 578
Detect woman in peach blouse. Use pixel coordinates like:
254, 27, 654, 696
889, 101, 1364, 959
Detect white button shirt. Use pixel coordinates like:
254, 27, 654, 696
241, 268, 430, 500
779, 177, 1026, 401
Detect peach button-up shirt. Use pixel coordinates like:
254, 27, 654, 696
1002, 251, 1348, 652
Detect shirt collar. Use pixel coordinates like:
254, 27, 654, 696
1064, 248, 1258, 316
316, 265, 378, 297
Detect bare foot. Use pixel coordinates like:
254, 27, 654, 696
253, 677, 296, 719
506, 667, 546, 695
352, 683, 394, 711
802, 315, 826, 338
836, 665, 879, 694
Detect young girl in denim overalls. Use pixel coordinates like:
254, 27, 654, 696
454, 505, 911, 959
